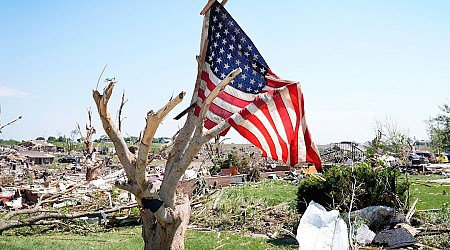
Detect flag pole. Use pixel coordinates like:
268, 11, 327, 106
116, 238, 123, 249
175, 0, 230, 120
195, 0, 228, 96
200, 0, 216, 15
175, 1, 212, 120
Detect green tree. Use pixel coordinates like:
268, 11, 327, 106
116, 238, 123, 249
36, 136, 45, 140
47, 136, 57, 142
427, 104, 450, 152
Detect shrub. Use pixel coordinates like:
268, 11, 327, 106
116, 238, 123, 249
296, 162, 409, 213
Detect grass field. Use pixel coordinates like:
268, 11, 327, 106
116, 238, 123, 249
404, 174, 450, 210
0, 227, 295, 250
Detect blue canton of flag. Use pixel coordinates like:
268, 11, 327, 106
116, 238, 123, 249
205, 4, 269, 94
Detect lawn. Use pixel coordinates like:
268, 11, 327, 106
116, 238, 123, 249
0, 227, 295, 250
405, 174, 450, 210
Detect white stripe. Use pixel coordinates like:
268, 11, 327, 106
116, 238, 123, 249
295, 85, 307, 163
205, 111, 224, 125
230, 106, 272, 157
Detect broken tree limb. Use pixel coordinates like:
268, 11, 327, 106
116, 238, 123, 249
203, 119, 231, 141
93, 79, 135, 179
95, 63, 108, 91
167, 36, 210, 169
114, 180, 140, 194
174, 102, 197, 120
195, 68, 242, 141
136, 91, 185, 192
0, 115, 22, 133
118, 90, 128, 131
77, 108, 99, 180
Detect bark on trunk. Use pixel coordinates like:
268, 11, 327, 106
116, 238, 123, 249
141, 197, 191, 250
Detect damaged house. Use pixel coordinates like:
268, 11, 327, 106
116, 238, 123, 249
17, 150, 55, 165
20, 140, 57, 152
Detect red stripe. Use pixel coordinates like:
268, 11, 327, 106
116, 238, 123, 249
304, 126, 322, 170
267, 68, 279, 78
266, 76, 291, 89
194, 106, 201, 116
228, 119, 267, 157
198, 88, 206, 102
300, 91, 322, 170
209, 102, 233, 119
204, 118, 217, 130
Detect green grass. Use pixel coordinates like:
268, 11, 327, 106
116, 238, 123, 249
0, 227, 143, 250
186, 230, 295, 250
220, 179, 297, 207
0, 227, 295, 250
404, 174, 450, 210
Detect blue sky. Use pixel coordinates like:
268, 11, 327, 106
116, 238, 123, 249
1, 1, 449, 144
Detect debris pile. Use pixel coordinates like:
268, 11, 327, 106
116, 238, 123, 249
0, 145, 140, 234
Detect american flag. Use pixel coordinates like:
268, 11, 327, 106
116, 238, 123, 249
196, 1, 321, 169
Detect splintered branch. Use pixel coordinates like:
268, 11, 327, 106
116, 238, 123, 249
136, 92, 185, 192
95, 63, 108, 91
0, 116, 22, 133
93, 79, 135, 179
118, 90, 128, 131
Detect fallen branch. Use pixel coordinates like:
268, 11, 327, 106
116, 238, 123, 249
0, 203, 137, 234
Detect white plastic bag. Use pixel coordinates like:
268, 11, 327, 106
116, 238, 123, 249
296, 201, 349, 250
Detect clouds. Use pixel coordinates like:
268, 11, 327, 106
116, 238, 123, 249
0, 86, 27, 97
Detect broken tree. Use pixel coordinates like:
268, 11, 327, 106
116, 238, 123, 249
76, 108, 101, 181
92, 68, 240, 249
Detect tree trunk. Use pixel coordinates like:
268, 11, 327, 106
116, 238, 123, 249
141, 197, 191, 250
